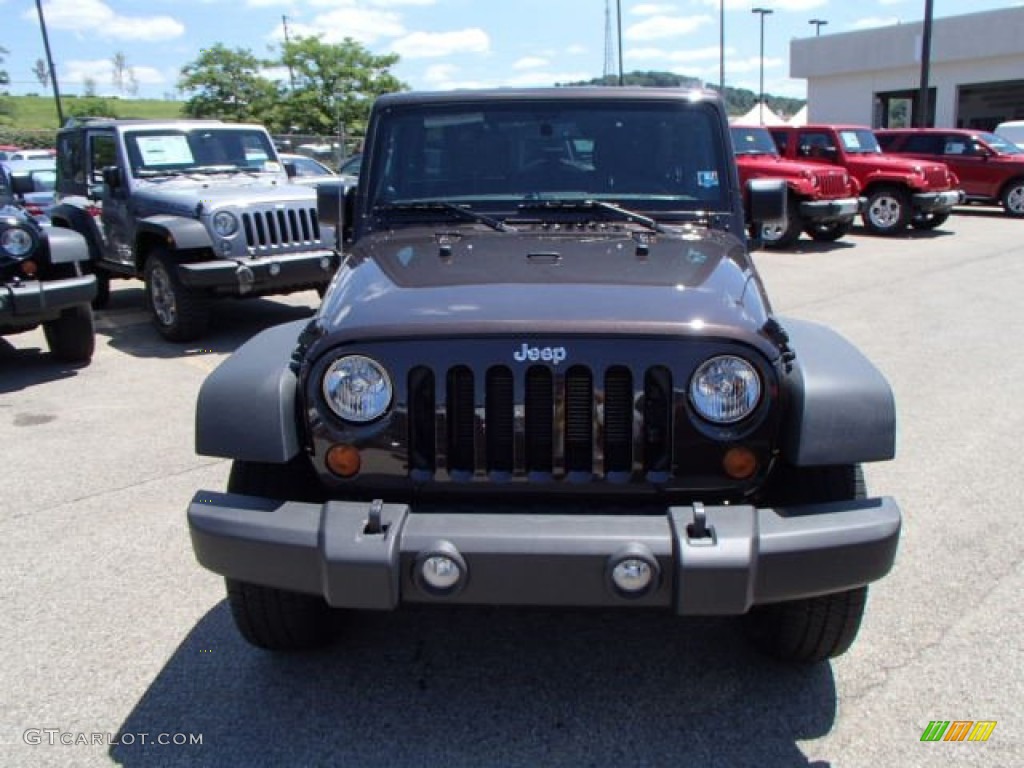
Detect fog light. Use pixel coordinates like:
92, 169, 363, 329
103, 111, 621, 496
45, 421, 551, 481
722, 446, 758, 479
269, 262, 281, 277
320, 256, 331, 270
607, 545, 660, 598
414, 542, 467, 596
325, 444, 361, 478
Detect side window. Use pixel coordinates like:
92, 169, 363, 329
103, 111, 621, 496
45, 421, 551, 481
89, 133, 117, 184
905, 134, 941, 154
797, 132, 831, 158
57, 131, 85, 186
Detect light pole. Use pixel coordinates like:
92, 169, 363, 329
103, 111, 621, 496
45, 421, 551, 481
34, 0, 63, 125
719, 0, 724, 93
752, 7, 774, 124
809, 19, 828, 36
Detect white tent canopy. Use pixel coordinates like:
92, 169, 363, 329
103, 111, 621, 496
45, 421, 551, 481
788, 105, 808, 127
731, 101, 787, 126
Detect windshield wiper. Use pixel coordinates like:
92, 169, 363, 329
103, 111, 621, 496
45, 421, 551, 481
518, 199, 668, 234
376, 202, 515, 232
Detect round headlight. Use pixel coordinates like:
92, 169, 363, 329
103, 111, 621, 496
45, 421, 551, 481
322, 355, 393, 423
689, 355, 761, 424
212, 211, 238, 237
1, 226, 36, 258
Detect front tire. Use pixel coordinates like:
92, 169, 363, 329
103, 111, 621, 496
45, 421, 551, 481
804, 218, 853, 242
143, 250, 210, 342
43, 304, 95, 363
761, 197, 802, 249
911, 211, 950, 230
225, 458, 333, 651
1001, 179, 1024, 217
863, 186, 910, 235
743, 464, 870, 663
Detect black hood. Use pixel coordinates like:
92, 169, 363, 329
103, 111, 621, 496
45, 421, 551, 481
314, 224, 776, 356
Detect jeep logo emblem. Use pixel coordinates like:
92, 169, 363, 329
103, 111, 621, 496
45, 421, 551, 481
513, 343, 567, 365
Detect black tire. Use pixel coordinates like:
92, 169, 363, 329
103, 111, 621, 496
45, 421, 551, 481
225, 458, 333, 651
863, 186, 910, 235
43, 304, 95, 363
91, 269, 111, 310
911, 211, 950, 230
1000, 179, 1024, 217
804, 218, 854, 242
761, 196, 802, 249
743, 464, 870, 663
143, 250, 210, 342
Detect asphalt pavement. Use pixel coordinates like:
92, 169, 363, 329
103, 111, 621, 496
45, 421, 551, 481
1, 208, 1021, 767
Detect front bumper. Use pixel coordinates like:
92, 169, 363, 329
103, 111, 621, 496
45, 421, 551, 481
912, 189, 966, 213
177, 250, 339, 294
188, 492, 901, 614
799, 196, 861, 221
0, 275, 96, 327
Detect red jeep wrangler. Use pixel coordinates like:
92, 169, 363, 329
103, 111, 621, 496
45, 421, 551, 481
732, 125, 861, 248
875, 128, 1024, 217
769, 125, 963, 235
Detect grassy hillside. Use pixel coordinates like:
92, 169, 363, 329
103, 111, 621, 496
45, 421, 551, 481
1, 95, 185, 145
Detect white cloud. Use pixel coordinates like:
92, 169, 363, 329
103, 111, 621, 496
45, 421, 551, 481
565, 44, 588, 55
632, 4, 677, 15
28, 0, 184, 42
62, 58, 166, 93
625, 15, 713, 42
768, 0, 828, 10
283, 9, 406, 45
390, 29, 490, 58
513, 56, 549, 70
851, 16, 901, 31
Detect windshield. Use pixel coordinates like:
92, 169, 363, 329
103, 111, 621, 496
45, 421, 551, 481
730, 126, 779, 157
123, 128, 280, 178
838, 129, 882, 154
979, 131, 1022, 155
366, 99, 728, 217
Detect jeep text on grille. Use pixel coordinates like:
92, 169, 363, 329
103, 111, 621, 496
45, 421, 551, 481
188, 88, 902, 664
50, 118, 340, 341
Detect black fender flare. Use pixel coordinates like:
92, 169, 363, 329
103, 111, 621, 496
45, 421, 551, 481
195, 319, 306, 462
49, 203, 105, 263
779, 317, 896, 466
136, 216, 212, 263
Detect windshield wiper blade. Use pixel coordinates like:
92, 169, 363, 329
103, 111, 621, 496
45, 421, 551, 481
518, 199, 668, 234
376, 202, 515, 232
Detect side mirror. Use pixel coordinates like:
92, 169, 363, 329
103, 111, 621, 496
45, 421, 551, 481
101, 165, 121, 190
283, 161, 297, 179
10, 173, 35, 195
746, 178, 787, 251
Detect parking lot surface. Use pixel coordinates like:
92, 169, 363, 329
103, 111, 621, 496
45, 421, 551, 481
2, 209, 1021, 767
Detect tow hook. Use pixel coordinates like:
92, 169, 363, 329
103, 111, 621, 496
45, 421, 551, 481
235, 263, 255, 294
686, 501, 713, 544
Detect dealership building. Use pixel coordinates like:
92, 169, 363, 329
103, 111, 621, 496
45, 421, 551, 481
791, 6, 1024, 130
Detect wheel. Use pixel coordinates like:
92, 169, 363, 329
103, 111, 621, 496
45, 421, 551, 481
760, 196, 802, 249
1001, 179, 1024, 217
143, 250, 210, 342
911, 211, 950, 230
43, 304, 95, 363
804, 218, 853, 242
225, 458, 333, 651
863, 186, 910, 235
743, 464, 870, 663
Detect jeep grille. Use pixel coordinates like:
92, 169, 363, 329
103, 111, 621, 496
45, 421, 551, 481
241, 206, 322, 255
923, 167, 948, 188
816, 171, 848, 198
407, 364, 682, 482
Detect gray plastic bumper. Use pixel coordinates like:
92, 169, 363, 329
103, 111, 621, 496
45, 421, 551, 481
188, 493, 900, 614
178, 251, 338, 292
912, 189, 965, 213
798, 196, 861, 220
0, 275, 96, 326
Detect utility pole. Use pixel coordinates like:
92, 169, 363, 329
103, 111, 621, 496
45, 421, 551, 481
917, 0, 934, 127
719, 0, 725, 93
34, 0, 63, 125
616, 0, 624, 86
809, 19, 828, 36
752, 7, 774, 125
282, 14, 296, 91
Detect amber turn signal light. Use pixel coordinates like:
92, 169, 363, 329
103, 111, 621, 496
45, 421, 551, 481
20, 260, 38, 277
722, 447, 758, 479
326, 444, 362, 478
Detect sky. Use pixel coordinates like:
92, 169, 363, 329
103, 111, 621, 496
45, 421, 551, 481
1, 0, 1020, 103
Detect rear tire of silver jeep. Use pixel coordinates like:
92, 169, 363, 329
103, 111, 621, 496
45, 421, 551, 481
863, 186, 910, 235
743, 464, 870, 663
224, 458, 334, 651
144, 250, 210, 342
43, 304, 95, 363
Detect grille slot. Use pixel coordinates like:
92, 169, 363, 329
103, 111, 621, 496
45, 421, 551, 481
604, 367, 633, 474
817, 172, 847, 198
564, 366, 593, 474
485, 367, 514, 473
525, 367, 554, 474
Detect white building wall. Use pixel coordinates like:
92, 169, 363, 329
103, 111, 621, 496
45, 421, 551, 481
792, 7, 1024, 127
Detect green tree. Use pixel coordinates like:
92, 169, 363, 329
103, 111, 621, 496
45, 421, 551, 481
0, 47, 12, 125
276, 36, 406, 136
178, 44, 278, 122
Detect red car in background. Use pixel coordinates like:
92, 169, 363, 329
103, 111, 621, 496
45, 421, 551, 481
875, 128, 1024, 217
